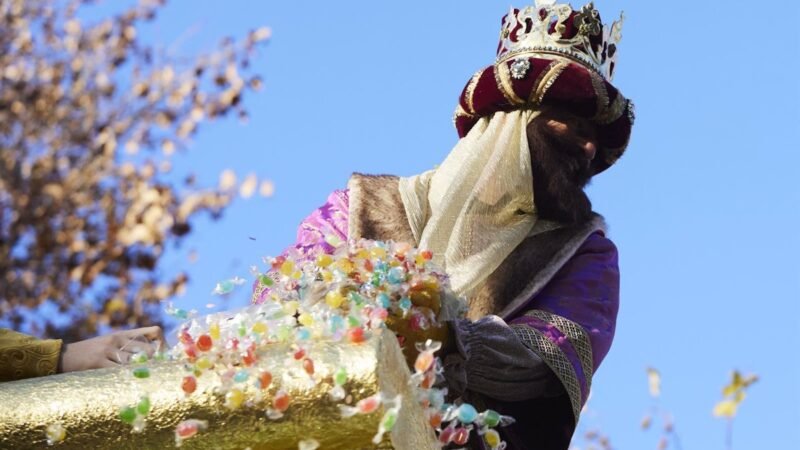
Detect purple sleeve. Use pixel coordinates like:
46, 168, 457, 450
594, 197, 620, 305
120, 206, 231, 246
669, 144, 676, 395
510, 232, 620, 371
442, 232, 619, 405
252, 189, 349, 304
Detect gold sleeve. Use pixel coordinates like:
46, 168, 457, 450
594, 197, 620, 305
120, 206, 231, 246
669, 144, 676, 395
0, 328, 62, 382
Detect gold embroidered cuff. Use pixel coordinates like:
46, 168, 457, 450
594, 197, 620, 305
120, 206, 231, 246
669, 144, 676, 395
0, 329, 62, 382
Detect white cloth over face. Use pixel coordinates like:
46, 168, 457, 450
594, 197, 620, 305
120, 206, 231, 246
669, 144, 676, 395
399, 110, 539, 297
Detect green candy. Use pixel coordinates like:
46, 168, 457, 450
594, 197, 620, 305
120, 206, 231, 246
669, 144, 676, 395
334, 368, 347, 386
136, 396, 151, 416
482, 409, 501, 428
259, 275, 274, 286
119, 406, 137, 424
132, 367, 150, 379
381, 411, 397, 430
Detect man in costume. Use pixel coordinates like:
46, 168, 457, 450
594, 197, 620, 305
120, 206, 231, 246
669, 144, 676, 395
252, 2, 634, 448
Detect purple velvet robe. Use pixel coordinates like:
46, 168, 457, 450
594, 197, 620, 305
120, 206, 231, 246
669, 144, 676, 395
252, 189, 620, 450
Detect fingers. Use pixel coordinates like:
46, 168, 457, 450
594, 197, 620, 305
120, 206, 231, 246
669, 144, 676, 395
122, 326, 164, 342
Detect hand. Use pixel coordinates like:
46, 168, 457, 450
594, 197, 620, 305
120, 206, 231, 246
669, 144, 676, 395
384, 278, 450, 367
59, 326, 164, 373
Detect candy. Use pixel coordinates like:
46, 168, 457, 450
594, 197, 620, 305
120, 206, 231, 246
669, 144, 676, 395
182, 375, 197, 394
387, 267, 405, 284
273, 390, 291, 411
119, 406, 137, 424
453, 427, 470, 445
457, 404, 478, 424
298, 439, 320, 450
209, 323, 220, 340
325, 291, 345, 308
302, 358, 315, 376
225, 388, 245, 409
316, 254, 333, 268
259, 371, 273, 389
132, 367, 150, 379
484, 429, 502, 449
298, 313, 314, 327
196, 357, 213, 370
196, 334, 213, 352
482, 409, 501, 428
136, 396, 151, 416
358, 395, 381, 414
346, 327, 365, 343
45, 422, 66, 445
438, 426, 455, 444
234, 370, 249, 383
174, 419, 207, 447
333, 368, 347, 386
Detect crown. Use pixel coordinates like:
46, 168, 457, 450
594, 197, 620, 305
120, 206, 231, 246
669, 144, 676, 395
496, 1, 624, 81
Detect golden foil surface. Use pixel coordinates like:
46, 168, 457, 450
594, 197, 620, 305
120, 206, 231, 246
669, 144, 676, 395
0, 330, 437, 449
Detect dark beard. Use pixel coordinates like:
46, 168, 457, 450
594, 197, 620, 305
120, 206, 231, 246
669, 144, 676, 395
526, 117, 594, 225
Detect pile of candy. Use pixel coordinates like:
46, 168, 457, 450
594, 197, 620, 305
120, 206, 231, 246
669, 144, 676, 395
110, 238, 513, 448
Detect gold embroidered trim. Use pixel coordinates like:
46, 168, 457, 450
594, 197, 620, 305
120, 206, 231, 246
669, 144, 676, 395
595, 92, 627, 125
511, 324, 582, 423
494, 62, 526, 106
531, 61, 570, 105
524, 310, 594, 393
464, 70, 484, 115
590, 72, 610, 121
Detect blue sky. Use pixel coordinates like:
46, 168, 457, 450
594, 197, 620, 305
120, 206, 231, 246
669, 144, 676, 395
126, 1, 799, 448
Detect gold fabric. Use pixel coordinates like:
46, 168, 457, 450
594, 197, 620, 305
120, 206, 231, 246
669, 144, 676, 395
399, 110, 539, 297
0, 329, 437, 449
0, 328, 61, 382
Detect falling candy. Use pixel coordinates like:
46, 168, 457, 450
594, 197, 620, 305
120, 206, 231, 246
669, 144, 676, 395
340, 394, 381, 418
372, 397, 402, 444
132, 367, 150, 379
136, 396, 151, 416
267, 390, 291, 419
174, 419, 208, 447
45, 423, 65, 445
212, 276, 245, 295
119, 406, 137, 425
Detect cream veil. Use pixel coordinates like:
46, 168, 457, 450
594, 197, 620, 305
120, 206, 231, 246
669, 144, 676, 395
399, 109, 540, 297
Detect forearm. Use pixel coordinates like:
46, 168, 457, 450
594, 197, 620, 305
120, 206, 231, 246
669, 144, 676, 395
0, 328, 62, 382
440, 315, 562, 402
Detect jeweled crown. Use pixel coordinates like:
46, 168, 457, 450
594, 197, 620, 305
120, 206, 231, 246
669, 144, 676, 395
497, 1, 624, 81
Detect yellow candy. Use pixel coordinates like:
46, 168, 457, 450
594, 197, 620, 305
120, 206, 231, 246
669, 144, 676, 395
298, 313, 314, 327
389, 260, 401, 267
336, 259, 354, 273
370, 247, 387, 259
325, 291, 345, 309
484, 429, 501, 448
316, 254, 333, 268
414, 255, 426, 266
225, 388, 245, 409
279, 260, 295, 276
209, 323, 220, 340
252, 322, 267, 334
196, 357, 213, 370
283, 301, 299, 315
355, 249, 369, 260
321, 270, 333, 282
291, 270, 302, 279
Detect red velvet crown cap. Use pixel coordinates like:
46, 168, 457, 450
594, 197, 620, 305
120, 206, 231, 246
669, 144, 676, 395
455, 8, 634, 175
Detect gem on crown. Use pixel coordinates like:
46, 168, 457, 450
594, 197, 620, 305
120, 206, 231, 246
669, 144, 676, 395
496, 1, 624, 81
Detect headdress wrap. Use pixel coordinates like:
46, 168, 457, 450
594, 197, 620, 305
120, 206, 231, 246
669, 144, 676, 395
399, 109, 540, 297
